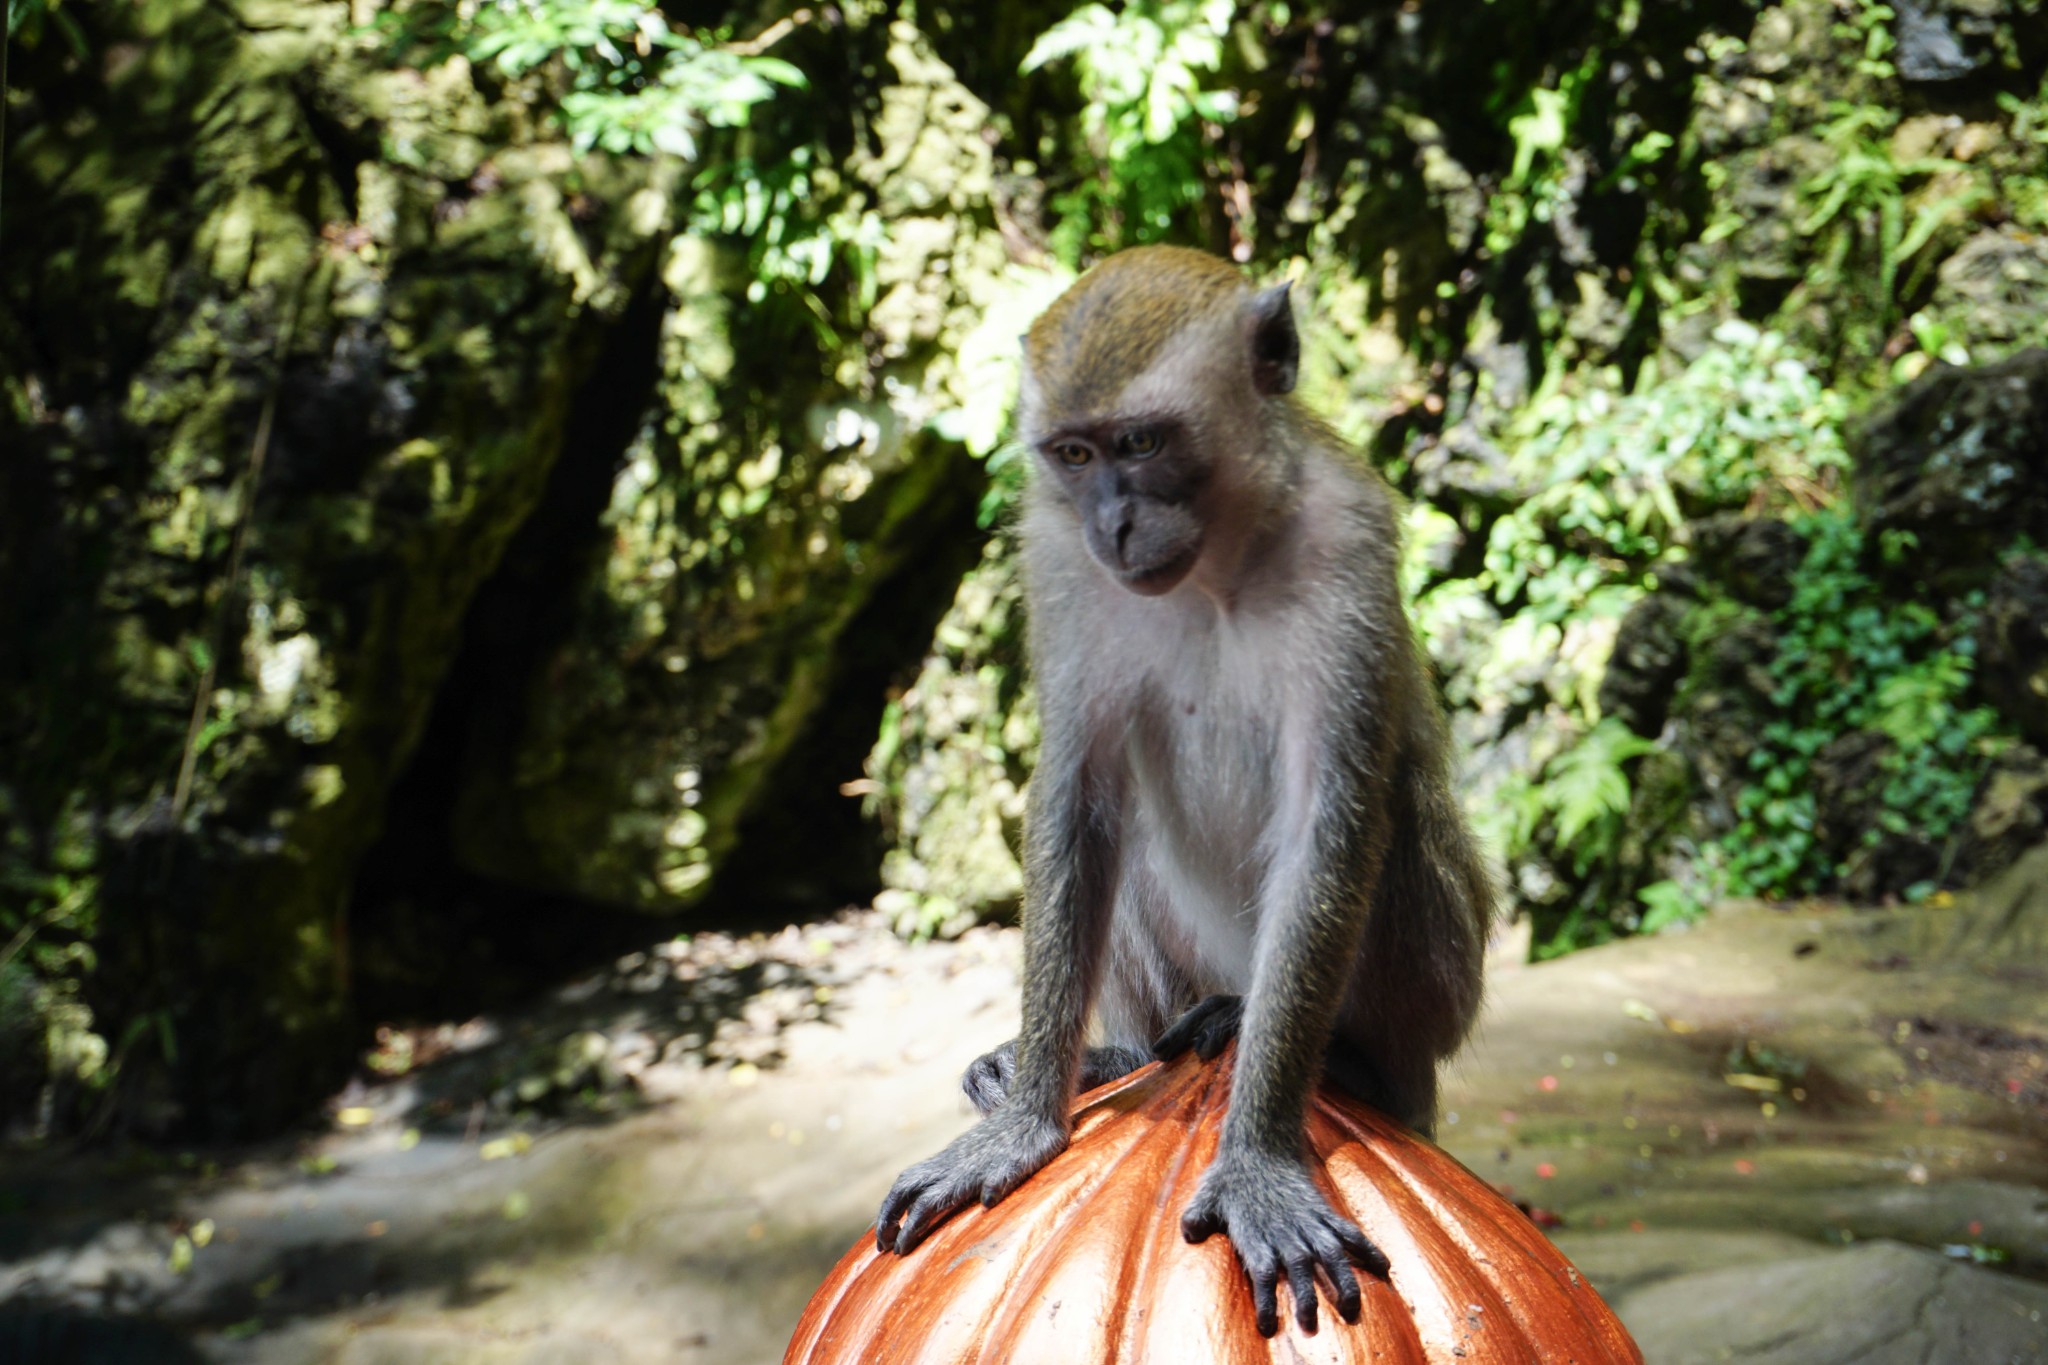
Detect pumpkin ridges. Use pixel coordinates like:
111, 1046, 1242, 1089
1109, 1057, 1226, 1364
787, 1053, 1642, 1365
994, 1060, 1216, 1361
1315, 1101, 1640, 1365
1320, 1106, 1587, 1361
1314, 1113, 1494, 1361
931, 1148, 1116, 1363
1370, 1125, 1623, 1355
791, 1062, 1212, 1365
783, 1225, 865, 1362
805, 1154, 1054, 1361
1116, 1058, 1280, 1365
1295, 1118, 1435, 1364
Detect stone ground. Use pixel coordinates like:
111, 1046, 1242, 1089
4, 853, 2048, 1362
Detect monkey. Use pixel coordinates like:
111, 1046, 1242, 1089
874, 246, 1493, 1338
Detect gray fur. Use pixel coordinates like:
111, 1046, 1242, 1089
877, 249, 1494, 1336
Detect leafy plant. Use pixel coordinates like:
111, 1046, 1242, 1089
686, 148, 886, 343
370, 0, 802, 156
1432, 327, 1855, 952
1021, 0, 1239, 264
1719, 510, 2003, 903
6, 0, 85, 55
1483, 322, 1847, 631
1511, 718, 1659, 872
1481, 55, 1602, 260
1799, 102, 1988, 332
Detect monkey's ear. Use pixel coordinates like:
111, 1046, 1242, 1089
1248, 282, 1298, 397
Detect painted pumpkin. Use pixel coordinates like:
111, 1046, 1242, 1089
787, 1049, 1641, 1364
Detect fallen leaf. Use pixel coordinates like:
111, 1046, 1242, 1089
1724, 1073, 1782, 1093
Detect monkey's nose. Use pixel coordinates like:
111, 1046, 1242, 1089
1115, 517, 1134, 565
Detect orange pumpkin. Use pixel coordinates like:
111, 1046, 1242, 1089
787, 1049, 1641, 1364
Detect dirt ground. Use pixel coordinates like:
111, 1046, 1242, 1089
6, 852, 2048, 1362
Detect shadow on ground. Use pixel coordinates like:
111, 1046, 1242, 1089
6, 852, 2048, 1362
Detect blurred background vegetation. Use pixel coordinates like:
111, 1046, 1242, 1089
3, 0, 2047, 1142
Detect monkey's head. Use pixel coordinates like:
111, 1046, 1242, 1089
1018, 246, 1300, 597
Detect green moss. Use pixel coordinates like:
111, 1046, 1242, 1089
443, 19, 1005, 913
0, 0, 666, 1135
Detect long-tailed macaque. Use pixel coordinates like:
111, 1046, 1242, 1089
875, 246, 1493, 1337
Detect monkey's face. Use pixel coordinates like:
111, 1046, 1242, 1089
1034, 418, 1212, 596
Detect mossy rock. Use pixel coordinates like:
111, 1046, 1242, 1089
0, 0, 667, 1134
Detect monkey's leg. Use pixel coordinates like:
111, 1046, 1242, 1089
1319, 740, 1489, 1136
960, 1039, 1152, 1116
1320, 1033, 1438, 1134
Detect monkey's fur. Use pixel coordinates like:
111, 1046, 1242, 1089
876, 246, 1493, 1337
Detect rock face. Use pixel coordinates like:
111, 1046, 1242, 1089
1976, 554, 2048, 748
1856, 350, 2048, 557
1618, 1240, 2048, 1365
430, 23, 1007, 915
865, 538, 1034, 937
1563, 351, 2048, 925
0, 0, 672, 1134
0, 4, 1005, 1134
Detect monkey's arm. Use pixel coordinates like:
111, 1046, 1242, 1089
875, 729, 1123, 1253
1177, 708, 1395, 1335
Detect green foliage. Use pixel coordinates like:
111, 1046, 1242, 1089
1717, 510, 2003, 903
0, 787, 106, 1109
6, 0, 84, 54
1022, 0, 1239, 264
1423, 323, 1846, 768
1483, 321, 1847, 630
1482, 55, 1617, 261
1799, 103, 1988, 333
1994, 78, 2048, 234
1829, 0, 1898, 82
1443, 327, 1853, 952
1510, 718, 1658, 873
686, 148, 885, 342
370, 0, 802, 156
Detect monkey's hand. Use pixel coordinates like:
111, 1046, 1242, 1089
961, 1040, 1152, 1116
1180, 1149, 1391, 1336
875, 1107, 1069, 1254
1152, 993, 1244, 1062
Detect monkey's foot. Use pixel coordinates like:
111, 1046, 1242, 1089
1179, 1149, 1391, 1337
961, 1041, 1150, 1116
1152, 993, 1244, 1062
875, 1109, 1068, 1254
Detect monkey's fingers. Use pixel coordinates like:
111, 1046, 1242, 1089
1244, 1250, 1283, 1338
874, 1179, 919, 1252
1286, 1253, 1320, 1333
1334, 1219, 1391, 1280
1179, 1200, 1223, 1244
1324, 1258, 1364, 1323
890, 1185, 968, 1254
1308, 1225, 1366, 1322
875, 1165, 957, 1253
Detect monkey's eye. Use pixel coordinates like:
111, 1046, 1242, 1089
1118, 429, 1160, 458
1051, 442, 1092, 467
